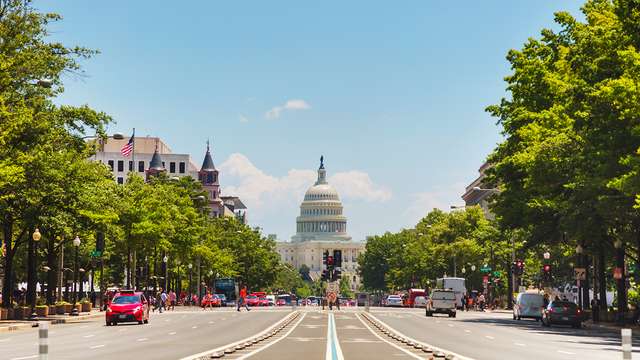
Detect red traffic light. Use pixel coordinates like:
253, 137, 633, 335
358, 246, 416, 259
327, 256, 334, 265
543, 264, 551, 272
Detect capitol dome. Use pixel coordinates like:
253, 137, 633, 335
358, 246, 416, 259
291, 157, 352, 243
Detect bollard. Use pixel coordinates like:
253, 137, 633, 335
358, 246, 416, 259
38, 321, 48, 360
622, 328, 632, 360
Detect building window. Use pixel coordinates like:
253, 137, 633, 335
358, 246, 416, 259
162, 161, 165, 168
107, 160, 114, 171
138, 161, 145, 172
170, 162, 176, 173
117, 177, 124, 184
117, 160, 124, 172
179, 162, 185, 173
129, 161, 133, 171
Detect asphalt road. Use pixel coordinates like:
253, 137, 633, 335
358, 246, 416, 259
3, 307, 638, 359
370, 307, 639, 360
0, 307, 291, 360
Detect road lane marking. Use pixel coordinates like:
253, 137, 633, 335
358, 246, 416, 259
234, 313, 307, 360
208, 321, 214, 324
169, 332, 177, 335
192, 325, 198, 329
366, 312, 476, 360
83, 334, 95, 338
0, 338, 11, 342
514, 343, 526, 347
464, 329, 471, 333
485, 335, 495, 340
137, 338, 148, 342
447, 324, 454, 327
558, 350, 575, 355
10, 356, 37, 360
355, 313, 423, 360
326, 312, 345, 360
90, 344, 105, 349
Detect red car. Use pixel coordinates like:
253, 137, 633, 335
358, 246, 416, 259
276, 298, 287, 306
201, 294, 221, 307
257, 297, 270, 306
106, 290, 149, 326
246, 295, 260, 306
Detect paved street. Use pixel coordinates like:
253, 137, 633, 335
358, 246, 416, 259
0, 308, 291, 360
2, 307, 638, 359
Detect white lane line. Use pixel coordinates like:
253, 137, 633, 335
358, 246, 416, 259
234, 313, 306, 360
326, 312, 345, 360
464, 329, 471, 333
447, 324, 454, 327
0, 338, 11, 342
83, 334, 95, 338
557, 350, 575, 355
208, 321, 214, 324
79, 325, 89, 329
90, 344, 105, 349
169, 331, 177, 335
485, 335, 495, 340
137, 338, 148, 342
355, 313, 423, 360
10, 356, 37, 360
514, 343, 526, 347
192, 325, 198, 329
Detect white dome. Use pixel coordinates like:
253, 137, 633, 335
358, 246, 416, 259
304, 184, 340, 201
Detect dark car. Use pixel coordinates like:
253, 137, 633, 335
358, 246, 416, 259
542, 301, 584, 328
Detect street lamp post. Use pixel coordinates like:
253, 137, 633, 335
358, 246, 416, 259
163, 255, 169, 291
29, 228, 42, 321
71, 236, 81, 316
575, 245, 583, 308
188, 263, 193, 306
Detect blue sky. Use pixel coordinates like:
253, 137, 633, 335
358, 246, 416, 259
42, 1, 584, 241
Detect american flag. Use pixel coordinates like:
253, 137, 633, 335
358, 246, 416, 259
121, 135, 134, 157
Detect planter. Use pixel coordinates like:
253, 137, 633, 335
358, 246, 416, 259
64, 304, 73, 314
36, 306, 49, 317
7, 308, 14, 320
0, 308, 7, 320
81, 303, 91, 313
55, 304, 66, 315
14, 307, 29, 320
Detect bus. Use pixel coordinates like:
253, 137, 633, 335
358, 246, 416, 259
436, 277, 466, 309
214, 278, 237, 306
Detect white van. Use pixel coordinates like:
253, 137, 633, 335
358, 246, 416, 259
426, 289, 457, 317
513, 292, 545, 321
436, 277, 467, 309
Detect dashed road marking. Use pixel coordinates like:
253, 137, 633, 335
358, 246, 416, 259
10, 355, 37, 360
485, 335, 495, 340
464, 329, 471, 333
90, 344, 105, 349
169, 331, 177, 335
192, 326, 198, 329
137, 338, 148, 342
83, 334, 95, 338
447, 324, 454, 327
514, 343, 526, 347
558, 350, 575, 355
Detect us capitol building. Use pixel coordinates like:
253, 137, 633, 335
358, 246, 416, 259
276, 157, 365, 291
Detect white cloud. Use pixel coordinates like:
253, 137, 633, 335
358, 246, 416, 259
403, 182, 466, 225
219, 153, 391, 211
265, 99, 311, 119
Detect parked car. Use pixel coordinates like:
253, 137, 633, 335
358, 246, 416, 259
246, 295, 260, 306
216, 294, 228, 307
414, 296, 429, 308
201, 294, 221, 307
514, 292, 544, 321
257, 296, 271, 306
542, 301, 584, 328
426, 289, 456, 317
105, 290, 149, 326
385, 295, 404, 307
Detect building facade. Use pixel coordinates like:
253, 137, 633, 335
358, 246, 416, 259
276, 158, 365, 291
461, 161, 495, 219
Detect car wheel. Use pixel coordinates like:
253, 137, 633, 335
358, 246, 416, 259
426, 311, 432, 317
138, 320, 143, 325
106, 321, 111, 326
112, 321, 117, 326
143, 319, 149, 324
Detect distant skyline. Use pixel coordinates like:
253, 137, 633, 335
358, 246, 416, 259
42, 1, 584, 241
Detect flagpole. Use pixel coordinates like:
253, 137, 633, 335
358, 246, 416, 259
131, 128, 136, 175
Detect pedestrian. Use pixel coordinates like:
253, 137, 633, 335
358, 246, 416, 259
237, 285, 250, 312
150, 293, 157, 312
462, 295, 467, 311
478, 294, 486, 311
169, 290, 176, 311
159, 288, 167, 313
591, 297, 600, 323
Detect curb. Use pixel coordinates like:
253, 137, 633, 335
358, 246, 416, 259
0, 312, 102, 333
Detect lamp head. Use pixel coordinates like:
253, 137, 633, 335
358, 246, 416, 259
32, 228, 41, 242
163, 256, 168, 263
188, 263, 193, 269
73, 236, 81, 247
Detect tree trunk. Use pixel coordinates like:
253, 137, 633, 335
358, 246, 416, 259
598, 245, 607, 311
26, 232, 35, 309
582, 254, 590, 310
2, 220, 13, 309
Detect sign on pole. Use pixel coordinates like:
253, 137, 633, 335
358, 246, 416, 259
574, 267, 586, 281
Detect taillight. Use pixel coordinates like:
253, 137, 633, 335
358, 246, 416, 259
577, 309, 582, 314
548, 308, 554, 313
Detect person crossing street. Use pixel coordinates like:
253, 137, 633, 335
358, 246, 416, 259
159, 288, 167, 313
237, 285, 250, 312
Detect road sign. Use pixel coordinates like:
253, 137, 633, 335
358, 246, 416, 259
614, 267, 624, 280
480, 266, 492, 273
327, 281, 339, 294
90, 250, 102, 257
492, 271, 501, 277
574, 267, 586, 281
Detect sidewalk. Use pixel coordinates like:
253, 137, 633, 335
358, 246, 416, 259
0, 311, 102, 333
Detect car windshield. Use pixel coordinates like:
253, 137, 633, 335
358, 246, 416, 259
432, 292, 455, 300
550, 302, 578, 310
247, 295, 257, 299
112, 295, 139, 304
520, 294, 544, 306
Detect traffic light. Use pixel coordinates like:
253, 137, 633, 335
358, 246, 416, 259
515, 260, 524, 276
542, 264, 552, 282
333, 250, 342, 268
332, 268, 342, 281
321, 270, 329, 281
323, 250, 329, 266
327, 255, 334, 270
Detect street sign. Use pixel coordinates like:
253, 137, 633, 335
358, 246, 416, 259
614, 267, 623, 280
90, 250, 102, 257
480, 266, 492, 273
574, 267, 586, 281
492, 271, 502, 277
